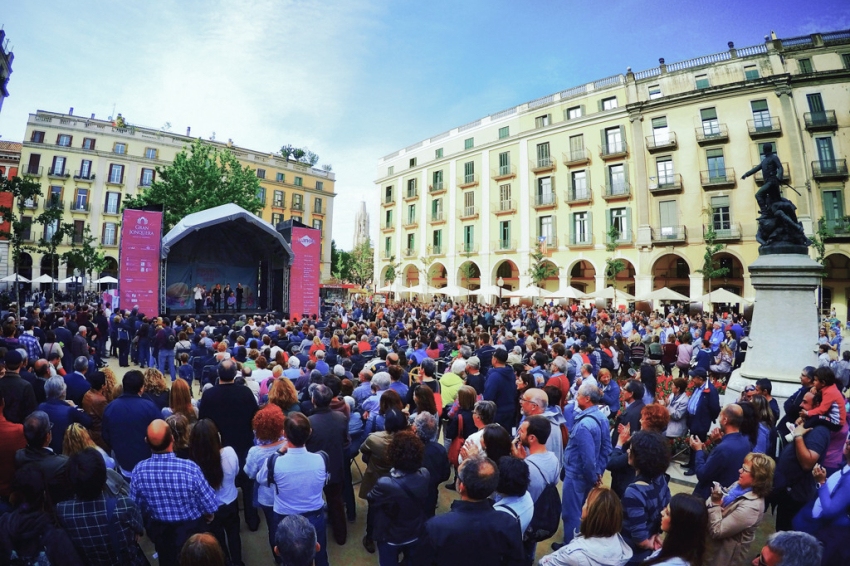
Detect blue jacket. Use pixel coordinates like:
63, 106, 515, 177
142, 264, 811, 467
686, 381, 720, 435
102, 394, 160, 473
601, 380, 621, 416
693, 431, 753, 499
39, 398, 92, 453
62, 372, 91, 406
483, 365, 517, 430
564, 405, 612, 486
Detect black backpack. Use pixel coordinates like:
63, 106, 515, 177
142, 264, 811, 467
166, 329, 176, 347
524, 460, 561, 542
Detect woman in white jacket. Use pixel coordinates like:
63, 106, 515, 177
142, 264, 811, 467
659, 378, 689, 439
539, 487, 632, 566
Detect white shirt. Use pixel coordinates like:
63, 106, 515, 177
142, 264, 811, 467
216, 446, 240, 505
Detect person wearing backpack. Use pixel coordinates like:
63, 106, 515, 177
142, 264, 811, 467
155, 319, 176, 382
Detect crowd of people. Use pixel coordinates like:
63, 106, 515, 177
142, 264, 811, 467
0, 296, 847, 566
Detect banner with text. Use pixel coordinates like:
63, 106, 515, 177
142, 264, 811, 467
289, 226, 321, 318
119, 209, 163, 315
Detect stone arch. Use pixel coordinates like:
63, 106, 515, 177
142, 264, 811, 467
491, 259, 519, 291
823, 253, 850, 319
704, 252, 745, 294
402, 264, 419, 287
567, 259, 597, 294
99, 256, 119, 279
429, 261, 448, 287
651, 253, 691, 296
645, 249, 693, 277
538, 260, 560, 292
17, 252, 33, 280
457, 260, 481, 291
40, 254, 59, 278
611, 258, 637, 296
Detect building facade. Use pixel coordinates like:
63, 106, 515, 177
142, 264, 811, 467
374, 29, 850, 318
0, 141, 21, 276
0, 29, 13, 116
15, 110, 335, 287
353, 201, 370, 248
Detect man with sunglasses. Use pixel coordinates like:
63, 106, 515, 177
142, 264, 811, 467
751, 531, 820, 566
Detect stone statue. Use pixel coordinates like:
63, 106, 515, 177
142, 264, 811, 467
741, 143, 810, 254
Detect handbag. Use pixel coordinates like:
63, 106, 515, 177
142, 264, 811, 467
447, 413, 465, 465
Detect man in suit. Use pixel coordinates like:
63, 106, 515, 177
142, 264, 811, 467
53, 319, 74, 373
0, 350, 37, 424
14, 410, 73, 502
683, 367, 720, 475
63, 357, 92, 406
611, 379, 645, 446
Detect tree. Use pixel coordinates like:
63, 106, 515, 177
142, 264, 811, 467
527, 240, 558, 287
35, 205, 74, 296
458, 251, 478, 298
321, 164, 333, 172
348, 239, 374, 287
696, 226, 730, 294
62, 224, 107, 291
383, 257, 401, 286
811, 217, 834, 314
605, 224, 626, 308
0, 174, 43, 301
124, 139, 263, 231
330, 240, 353, 282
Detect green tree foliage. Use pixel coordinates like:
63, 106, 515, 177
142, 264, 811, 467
62, 224, 108, 287
527, 240, 558, 287
0, 174, 44, 290
349, 239, 374, 287
696, 226, 729, 293
36, 204, 74, 294
330, 240, 353, 281
124, 139, 263, 231
458, 252, 478, 290
811, 217, 835, 313
383, 257, 401, 286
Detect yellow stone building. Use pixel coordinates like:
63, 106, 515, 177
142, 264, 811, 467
16, 110, 335, 286
374, 30, 850, 319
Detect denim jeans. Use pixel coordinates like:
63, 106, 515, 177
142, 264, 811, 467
158, 349, 176, 381
561, 474, 592, 544
273, 509, 328, 566
378, 540, 419, 566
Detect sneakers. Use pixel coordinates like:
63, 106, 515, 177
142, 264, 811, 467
362, 536, 376, 554
683, 468, 697, 476
444, 481, 457, 491
551, 542, 566, 551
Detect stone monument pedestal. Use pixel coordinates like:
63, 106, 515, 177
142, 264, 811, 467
725, 253, 822, 411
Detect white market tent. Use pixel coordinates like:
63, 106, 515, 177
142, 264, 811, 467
637, 287, 690, 302
697, 288, 748, 304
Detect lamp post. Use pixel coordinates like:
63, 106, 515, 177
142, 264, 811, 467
497, 276, 504, 306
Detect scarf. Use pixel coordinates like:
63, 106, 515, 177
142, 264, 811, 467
722, 484, 752, 507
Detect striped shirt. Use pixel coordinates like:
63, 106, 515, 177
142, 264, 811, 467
621, 474, 671, 565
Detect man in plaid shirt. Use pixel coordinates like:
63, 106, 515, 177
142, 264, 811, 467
130, 419, 218, 566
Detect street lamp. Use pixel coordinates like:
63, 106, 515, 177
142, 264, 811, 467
497, 276, 504, 306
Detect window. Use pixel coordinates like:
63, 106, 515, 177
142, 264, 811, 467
648, 85, 662, 100
292, 194, 303, 211
388, 166, 394, 175
608, 164, 627, 195
102, 223, 117, 246
744, 65, 760, 80
751, 100, 772, 130
140, 168, 154, 186
431, 198, 443, 221
384, 210, 393, 227
566, 106, 583, 120
432, 229, 442, 252
538, 215, 555, 245
695, 74, 710, 89
385, 186, 394, 203
273, 190, 284, 207
409, 157, 417, 167
568, 134, 584, 161
659, 200, 678, 235
72, 221, 85, 244
711, 196, 731, 232
407, 178, 417, 197
537, 176, 554, 205
144, 147, 157, 159
651, 116, 669, 144
463, 192, 475, 217
700, 107, 720, 136
44, 218, 59, 240
822, 191, 844, 228
315, 181, 323, 191
79, 159, 92, 179
384, 237, 392, 256
498, 126, 510, 139
435, 148, 443, 159
312, 219, 323, 232
499, 184, 512, 211
706, 148, 727, 180
572, 212, 590, 244
535, 114, 550, 128
47, 186, 62, 209
291, 215, 302, 223
82, 138, 95, 150
843, 53, 850, 69
464, 161, 475, 184
463, 226, 474, 250
406, 233, 415, 252
807, 93, 827, 124
256, 168, 266, 179
407, 204, 416, 224
571, 170, 589, 199
609, 208, 630, 241
314, 198, 322, 214
114, 143, 126, 154
294, 176, 303, 186
272, 213, 284, 225
276, 172, 285, 182
253, 187, 264, 204
57, 134, 71, 147
74, 189, 89, 211
464, 138, 474, 150
816, 137, 836, 169
536, 143, 551, 168
30, 131, 45, 143
601, 97, 618, 110
432, 170, 443, 190
50, 156, 66, 176
656, 158, 674, 186
499, 221, 511, 249
21, 216, 32, 240
104, 192, 121, 215
798, 58, 813, 74
605, 126, 624, 154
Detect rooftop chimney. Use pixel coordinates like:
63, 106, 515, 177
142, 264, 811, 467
90, 113, 95, 119
187, 126, 191, 136
69, 107, 73, 115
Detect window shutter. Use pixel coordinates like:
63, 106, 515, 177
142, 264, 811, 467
579, 104, 585, 117
625, 208, 633, 241
68, 135, 73, 146
623, 163, 630, 190
751, 100, 768, 112
108, 164, 114, 181
119, 166, 124, 183
600, 129, 607, 150
587, 212, 593, 242
597, 99, 603, 112
51, 156, 58, 171
651, 117, 667, 128
151, 170, 156, 183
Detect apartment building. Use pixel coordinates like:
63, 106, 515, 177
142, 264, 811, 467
16, 110, 335, 285
374, 29, 850, 318
0, 29, 13, 116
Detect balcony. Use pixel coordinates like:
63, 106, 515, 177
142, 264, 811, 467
651, 225, 687, 243
494, 239, 516, 252
700, 168, 736, 189
562, 149, 591, 167
460, 206, 479, 220
404, 189, 419, 201
19, 198, 37, 210
432, 244, 445, 256
804, 111, 838, 132
403, 248, 417, 258
695, 124, 729, 145
533, 191, 558, 210
103, 205, 121, 216
431, 210, 446, 224
312, 206, 325, 217
531, 157, 556, 174
705, 223, 742, 241
381, 222, 394, 232
45, 198, 64, 211
755, 163, 790, 184
600, 141, 628, 160
23, 166, 43, 178
381, 250, 394, 260
21, 231, 35, 243
74, 171, 95, 183
105, 176, 124, 187
533, 236, 558, 249
382, 196, 395, 207
607, 231, 633, 245
818, 218, 850, 240
70, 201, 91, 214
291, 202, 304, 212
565, 187, 593, 206
403, 218, 419, 229
602, 182, 631, 201
650, 174, 683, 194
747, 117, 782, 139
458, 174, 478, 189
568, 233, 594, 248
429, 182, 446, 194
491, 166, 515, 181
645, 132, 678, 153
493, 199, 516, 215
458, 243, 479, 254
101, 237, 119, 248
48, 168, 70, 180
812, 160, 848, 180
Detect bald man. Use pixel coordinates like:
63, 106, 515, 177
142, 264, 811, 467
130, 419, 219, 566
688, 403, 753, 499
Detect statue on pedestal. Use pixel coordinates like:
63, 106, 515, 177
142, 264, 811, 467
741, 143, 810, 254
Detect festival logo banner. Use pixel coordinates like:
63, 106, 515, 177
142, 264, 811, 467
289, 226, 321, 318
119, 209, 163, 315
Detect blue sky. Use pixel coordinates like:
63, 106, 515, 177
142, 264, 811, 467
1, 0, 848, 248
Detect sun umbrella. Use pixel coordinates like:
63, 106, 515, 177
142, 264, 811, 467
375, 284, 394, 293
697, 288, 747, 304
638, 287, 690, 302
31, 274, 57, 284
0, 274, 30, 283
433, 285, 468, 297
468, 284, 508, 297
505, 285, 556, 299
93, 276, 119, 284
582, 286, 636, 301
549, 286, 585, 300
59, 276, 84, 284
403, 283, 442, 295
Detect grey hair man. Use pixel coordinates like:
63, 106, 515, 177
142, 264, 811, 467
413, 411, 451, 517
16, 410, 74, 502
754, 531, 822, 566
361, 372, 391, 413
519, 388, 564, 465
41, 375, 92, 452
274, 514, 318, 566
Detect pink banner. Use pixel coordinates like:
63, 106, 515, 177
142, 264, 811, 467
289, 226, 321, 318
119, 209, 163, 316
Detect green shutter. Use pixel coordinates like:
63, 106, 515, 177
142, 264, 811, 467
651, 117, 667, 128
619, 125, 626, 145
597, 99, 603, 112
625, 208, 633, 241
607, 209, 613, 242
623, 163, 630, 190
587, 212, 593, 243
706, 148, 724, 159
751, 99, 768, 112
700, 108, 717, 120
